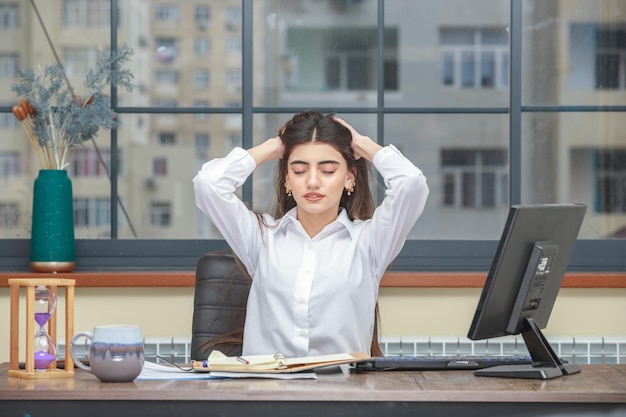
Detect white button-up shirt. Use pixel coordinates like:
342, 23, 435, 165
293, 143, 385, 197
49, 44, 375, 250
193, 145, 428, 357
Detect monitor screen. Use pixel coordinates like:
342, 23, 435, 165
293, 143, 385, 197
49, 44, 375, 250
467, 203, 587, 379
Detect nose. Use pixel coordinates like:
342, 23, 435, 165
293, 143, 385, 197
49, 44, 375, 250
306, 170, 320, 188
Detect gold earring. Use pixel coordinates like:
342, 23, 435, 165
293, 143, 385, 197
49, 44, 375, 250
346, 183, 355, 196
284, 181, 291, 197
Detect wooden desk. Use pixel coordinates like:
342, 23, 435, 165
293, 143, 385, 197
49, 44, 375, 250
2, 363, 626, 417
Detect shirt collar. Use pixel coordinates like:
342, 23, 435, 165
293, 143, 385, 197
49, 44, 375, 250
276, 207, 356, 239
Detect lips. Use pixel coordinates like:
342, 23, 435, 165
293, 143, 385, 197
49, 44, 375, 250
303, 193, 324, 202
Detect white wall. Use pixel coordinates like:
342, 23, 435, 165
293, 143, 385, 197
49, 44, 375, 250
2, 287, 626, 362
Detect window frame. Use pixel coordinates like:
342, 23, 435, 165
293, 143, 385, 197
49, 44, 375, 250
0, 0, 624, 273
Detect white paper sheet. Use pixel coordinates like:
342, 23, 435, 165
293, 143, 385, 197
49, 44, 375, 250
136, 361, 317, 380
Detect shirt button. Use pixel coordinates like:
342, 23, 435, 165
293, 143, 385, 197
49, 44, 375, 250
299, 329, 308, 337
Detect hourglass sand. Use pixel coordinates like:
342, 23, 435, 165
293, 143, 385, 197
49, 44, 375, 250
34, 285, 57, 369
8, 278, 75, 379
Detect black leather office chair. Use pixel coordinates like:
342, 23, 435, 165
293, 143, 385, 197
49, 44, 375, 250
190, 252, 251, 361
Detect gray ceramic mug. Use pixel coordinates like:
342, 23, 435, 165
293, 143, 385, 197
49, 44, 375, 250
70, 325, 145, 382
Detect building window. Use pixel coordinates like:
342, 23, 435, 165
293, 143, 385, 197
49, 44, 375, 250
0, 53, 18, 78
0, 203, 19, 228
155, 5, 179, 22
320, 28, 397, 91
0, 152, 20, 176
194, 37, 211, 56
74, 197, 110, 228
63, 47, 99, 78
195, 133, 209, 152
595, 27, 626, 90
225, 5, 240, 31
0, 3, 19, 29
284, 27, 397, 92
195, 5, 210, 30
158, 132, 176, 145
440, 27, 509, 89
150, 202, 171, 227
62, 0, 110, 28
441, 149, 508, 209
68, 148, 111, 178
156, 38, 178, 63
596, 150, 626, 213
225, 69, 241, 89
155, 99, 178, 108
152, 157, 167, 177
226, 37, 241, 54
193, 68, 210, 88
155, 69, 179, 85
0, 113, 18, 129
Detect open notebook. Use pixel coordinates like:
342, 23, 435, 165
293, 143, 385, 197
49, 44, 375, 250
191, 351, 370, 374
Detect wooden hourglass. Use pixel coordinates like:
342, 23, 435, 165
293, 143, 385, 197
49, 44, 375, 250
8, 278, 75, 379
33, 285, 57, 369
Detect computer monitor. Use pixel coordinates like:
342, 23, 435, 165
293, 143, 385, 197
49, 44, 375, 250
467, 203, 587, 379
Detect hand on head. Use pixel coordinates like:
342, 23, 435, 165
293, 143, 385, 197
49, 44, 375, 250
333, 116, 380, 161
269, 134, 285, 160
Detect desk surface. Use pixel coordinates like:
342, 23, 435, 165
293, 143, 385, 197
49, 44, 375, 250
2, 363, 626, 417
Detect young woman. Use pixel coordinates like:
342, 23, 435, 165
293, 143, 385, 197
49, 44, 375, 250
193, 111, 429, 357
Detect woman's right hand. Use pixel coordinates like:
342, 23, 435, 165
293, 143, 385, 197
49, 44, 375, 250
248, 135, 285, 166
267, 135, 285, 160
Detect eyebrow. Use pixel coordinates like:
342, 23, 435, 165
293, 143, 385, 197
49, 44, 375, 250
289, 160, 340, 166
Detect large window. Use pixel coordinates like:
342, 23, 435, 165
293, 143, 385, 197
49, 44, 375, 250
0, 0, 624, 272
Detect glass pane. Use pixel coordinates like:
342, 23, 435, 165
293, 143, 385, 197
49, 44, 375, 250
523, 0, 626, 105
121, 0, 241, 107
256, 0, 379, 107
481, 51, 496, 88
386, 114, 509, 240
117, 113, 241, 239
385, 0, 509, 107
522, 112, 626, 239
461, 51, 476, 88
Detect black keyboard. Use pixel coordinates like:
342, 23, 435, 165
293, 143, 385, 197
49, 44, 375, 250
354, 355, 533, 371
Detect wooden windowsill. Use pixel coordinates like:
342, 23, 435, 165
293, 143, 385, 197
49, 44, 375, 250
0, 272, 625, 288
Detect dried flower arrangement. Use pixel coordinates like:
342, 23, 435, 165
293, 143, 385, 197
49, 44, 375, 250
11, 46, 135, 170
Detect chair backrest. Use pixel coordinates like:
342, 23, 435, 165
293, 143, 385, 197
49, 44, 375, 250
190, 252, 251, 361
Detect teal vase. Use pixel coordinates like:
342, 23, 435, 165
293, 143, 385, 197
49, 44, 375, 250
30, 170, 76, 273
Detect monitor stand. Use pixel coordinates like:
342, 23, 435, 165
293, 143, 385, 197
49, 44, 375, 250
474, 317, 581, 379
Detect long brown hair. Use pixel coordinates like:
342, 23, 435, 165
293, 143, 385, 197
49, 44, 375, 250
273, 110, 375, 221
